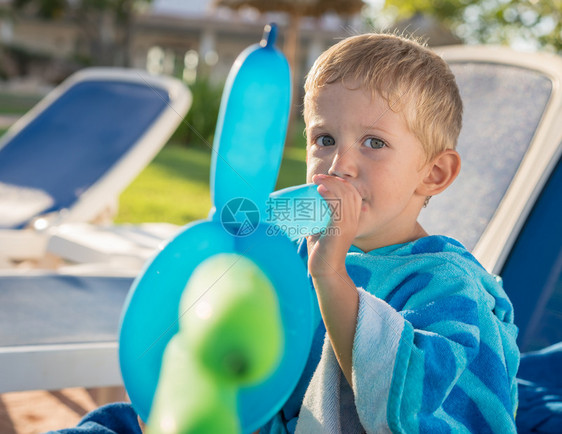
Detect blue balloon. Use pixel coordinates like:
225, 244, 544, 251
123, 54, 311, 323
267, 184, 333, 241
119, 24, 327, 433
210, 23, 291, 221
119, 222, 316, 431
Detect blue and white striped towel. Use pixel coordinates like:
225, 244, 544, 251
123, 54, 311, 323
265, 235, 520, 433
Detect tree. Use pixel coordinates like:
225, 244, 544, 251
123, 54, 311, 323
11, 0, 152, 65
70, 0, 145, 66
383, 0, 562, 53
12, 0, 66, 19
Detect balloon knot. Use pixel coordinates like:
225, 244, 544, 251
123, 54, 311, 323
260, 23, 277, 48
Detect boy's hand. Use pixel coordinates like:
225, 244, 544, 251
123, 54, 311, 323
307, 174, 362, 279
306, 174, 361, 386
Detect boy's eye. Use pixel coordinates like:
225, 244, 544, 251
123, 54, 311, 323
363, 137, 387, 149
314, 135, 335, 147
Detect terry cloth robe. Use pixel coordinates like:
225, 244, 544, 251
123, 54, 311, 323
47, 402, 142, 434
263, 235, 520, 433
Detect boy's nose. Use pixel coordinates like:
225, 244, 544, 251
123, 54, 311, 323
328, 149, 358, 178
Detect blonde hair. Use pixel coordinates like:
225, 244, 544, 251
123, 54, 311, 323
304, 33, 463, 161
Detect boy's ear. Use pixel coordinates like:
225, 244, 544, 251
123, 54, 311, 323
417, 150, 461, 196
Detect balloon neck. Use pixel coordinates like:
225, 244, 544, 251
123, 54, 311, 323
260, 23, 278, 48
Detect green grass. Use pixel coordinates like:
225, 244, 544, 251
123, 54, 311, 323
0, 92, 42, 115
276, 144, 306, 189
115, 143, 213, 224
115, 141, 306, 225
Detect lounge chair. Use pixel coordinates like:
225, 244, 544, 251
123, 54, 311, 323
0, 66, 190, 393
419, 46, 562, 351
0, 67, 191, 262
0, 269, 133, 392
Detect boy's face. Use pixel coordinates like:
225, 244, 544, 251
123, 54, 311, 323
305, 82, 430, 251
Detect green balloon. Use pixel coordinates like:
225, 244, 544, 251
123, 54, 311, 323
180, 253, 283, 384
147, 337, 239, 434
147, 253, 284, 433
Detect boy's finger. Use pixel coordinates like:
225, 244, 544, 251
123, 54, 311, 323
313, 174, 346, 185
313, 174, 359, 194
316, 183, 330, 196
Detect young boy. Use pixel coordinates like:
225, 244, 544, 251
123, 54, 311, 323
262, 33, 519, 433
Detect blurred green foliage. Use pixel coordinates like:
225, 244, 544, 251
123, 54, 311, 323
12, 0, 66, 19
171, 77, 309, 150
384, 0, 562, 53
171, 76, 224, 148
